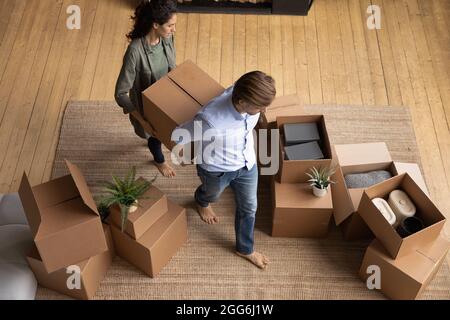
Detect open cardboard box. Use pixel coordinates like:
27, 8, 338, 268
276, 115, 332, 183
358, 173, 446, 259
18, 160, 108, 273
110, 181, 168, 240
331, 142, 429, 240
271, 179, 333, 238
359, 236, 449, 300
27, 224, 114, 300
142, 59, 224, 151
110, 200, 187, 278
259, 95, 303, 130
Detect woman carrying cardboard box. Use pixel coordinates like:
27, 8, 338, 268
115, 0, 177, 178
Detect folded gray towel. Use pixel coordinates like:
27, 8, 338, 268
344, 170, 393, 189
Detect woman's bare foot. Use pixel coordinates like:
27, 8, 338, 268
196, 204, 219, 224
236, 251, 270, 269
154, 161, 176, 178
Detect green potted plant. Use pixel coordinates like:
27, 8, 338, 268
306, 166, 335, 198
98, 167, 156, 231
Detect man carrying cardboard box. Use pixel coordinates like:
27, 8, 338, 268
173, 71, 276, 269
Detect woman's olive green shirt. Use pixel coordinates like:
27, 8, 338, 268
114, 36, 176, 139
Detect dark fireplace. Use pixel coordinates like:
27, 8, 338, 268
177, 0, 314, 16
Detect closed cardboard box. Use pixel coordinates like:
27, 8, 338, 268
359, 237, 449, 300
26, 224, 115, 300
142, 60, 224, 150
271, 180, 333, 238
358, 173, 446, 259
111, 200, 188, 278
276, 115, 332, 183
110, 181, 168, 240
18, 160, 108, 273
331, 143, 429, 241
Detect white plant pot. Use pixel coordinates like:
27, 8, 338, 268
128, 200, 138, 213
312, 186, 328, 198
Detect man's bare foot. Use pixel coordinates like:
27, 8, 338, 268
236, 251, 270, 269
154, 161, 176, 178
196, 204, 219, 224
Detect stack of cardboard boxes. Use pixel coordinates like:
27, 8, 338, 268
109, 182, 188, 278
357, 173, 448, 299
271, 115, 334, 238
263, 96, 448, 298
18, 160, 114, 300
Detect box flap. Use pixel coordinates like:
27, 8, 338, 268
168, 60, 224, 106
335, 142, 392, 168
65, 160, 99, 215
331, 166, 355, 225
393, 162, 429, 196
18, 173, 41, 236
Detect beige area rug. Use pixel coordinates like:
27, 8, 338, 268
35, 101, 450, 300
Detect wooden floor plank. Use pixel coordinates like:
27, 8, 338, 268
280, 16, 296, 96
304, 4, 322, 104
196, 14, 211, 74
0, 0, 39, 122
27, 0, 91, 185
292, 16, 310, 105
89, 0, 117, 100
269, 15, 284, 96
393, 0, 450, 213
233, 15, 246, 82
360, 0, 388, 106
0, 0, 15, 46
184, 13, 200, 64
0, 0, 51, 187
0, 0, 26, 84
220, 14, 234, 88
327, 0, 349, 105
337, 0, 362, 105
404, 0, 450, 200
175, 13, 188, 64
256, 15, 270, 76
0, 0, 63, 191
348, 0, 375, 105
315, 0, 335, 104
245, 15, 257, 73
76, 0, 109, 100
371, 0, 402, 106
208, 14, 222, 83
10, 0, 97, 192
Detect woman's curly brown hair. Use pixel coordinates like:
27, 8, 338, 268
126, 0, 177, 40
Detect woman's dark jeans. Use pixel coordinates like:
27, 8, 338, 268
147, 137, 165, 164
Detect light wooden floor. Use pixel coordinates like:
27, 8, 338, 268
0, 0, 449, 237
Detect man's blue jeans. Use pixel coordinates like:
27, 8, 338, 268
195, 165, 258, 255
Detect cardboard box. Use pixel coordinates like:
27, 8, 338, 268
358, 173, 446, 259
27, 224, 115, 300
259, 95, 303, 129
142, 60, 225, 150
111, 200, 188, 278
331, 142, 429, 241
110, 182, 168, 240
271, 180, 333, 238
18, 160, 108, 273
359, 237, 449, 300
276, 115, 332, 183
